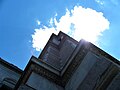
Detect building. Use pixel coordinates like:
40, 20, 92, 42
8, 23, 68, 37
0, 31, 120, 90
0, 58, 22, 90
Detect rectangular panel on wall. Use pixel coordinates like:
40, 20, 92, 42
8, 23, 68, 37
26, 72, 64, 90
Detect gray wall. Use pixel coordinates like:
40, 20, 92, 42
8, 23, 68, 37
26, 72, 64, 90
0, 64, 21, 82
0, 63, 21, 88
65, 51, 98, 90
107, 72, 120, 90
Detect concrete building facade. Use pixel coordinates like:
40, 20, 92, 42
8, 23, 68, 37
0, 31, 120, 90
0, 58, 22, 90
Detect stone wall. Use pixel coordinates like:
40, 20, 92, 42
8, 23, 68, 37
0, 59, 22, 89
26, 72, 64, 90
65, 51, 120, 90
65, 51, 98, 90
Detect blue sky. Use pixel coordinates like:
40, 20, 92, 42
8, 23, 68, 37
0, 0, 120, 70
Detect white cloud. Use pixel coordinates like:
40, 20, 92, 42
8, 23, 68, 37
36, 19, 41, 25
95, 0, 105, 5
32, 27, 58, 51
32, 6, 110, 51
